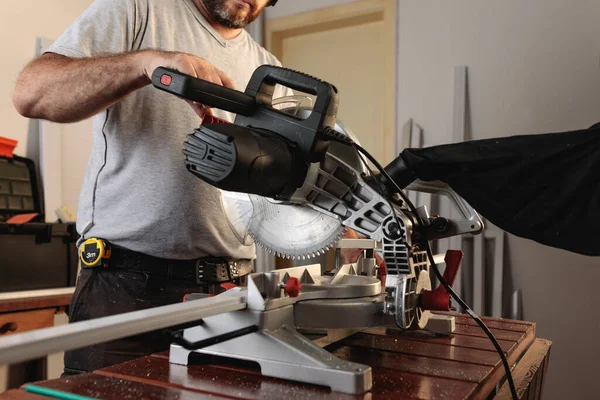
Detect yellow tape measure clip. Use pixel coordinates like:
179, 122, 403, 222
79, 238, 111, 268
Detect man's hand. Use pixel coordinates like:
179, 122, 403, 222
339, 228, 364, 265
140, 50, 236, 118
338, 228, 385, 267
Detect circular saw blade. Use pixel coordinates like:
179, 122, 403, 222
247, 195, 345, 259
220, 190, 255, 246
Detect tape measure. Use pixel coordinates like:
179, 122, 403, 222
79, 238, 111, 268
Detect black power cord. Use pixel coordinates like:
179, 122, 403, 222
322, 130, 519, 400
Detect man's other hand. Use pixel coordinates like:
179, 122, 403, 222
339, 228, 363, 265
338, 229, 385, 267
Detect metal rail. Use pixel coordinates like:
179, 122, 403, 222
0, 292, 246, 365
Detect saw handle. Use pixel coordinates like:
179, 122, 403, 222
235, 65, 339, 159
246, 65, 336, 100
244, 65, 337, 119
151, 67, 257, 116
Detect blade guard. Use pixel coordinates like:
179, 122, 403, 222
405, 180, 484, 238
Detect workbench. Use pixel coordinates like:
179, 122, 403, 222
0, 288, 74, 391
0, 313, 550, 399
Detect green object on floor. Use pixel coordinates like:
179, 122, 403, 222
25, 384, 97, 400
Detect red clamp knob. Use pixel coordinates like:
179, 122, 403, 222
420, 250, 463, 311
284, 277, 302, 298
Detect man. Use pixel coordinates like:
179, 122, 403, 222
12, 0, 284, 374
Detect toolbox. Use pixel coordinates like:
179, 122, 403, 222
0, 137, 79, 293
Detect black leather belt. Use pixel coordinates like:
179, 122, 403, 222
108, 247, 253, 285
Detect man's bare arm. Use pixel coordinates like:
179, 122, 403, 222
13, 50, 235, 123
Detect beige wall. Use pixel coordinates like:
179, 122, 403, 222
0, 1, 94, 391
265, 0, 357, 19
270, 1, 600, 399
0, 0, 95, 156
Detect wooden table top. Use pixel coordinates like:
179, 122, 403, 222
0, 288, 74, 314
1, 313, 550, 399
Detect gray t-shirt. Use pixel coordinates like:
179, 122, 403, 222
47, 0, 285, 260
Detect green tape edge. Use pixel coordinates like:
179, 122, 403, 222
25, 384, 97, 400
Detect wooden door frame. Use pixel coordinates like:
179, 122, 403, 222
265, 0, 397, 269
265, 0, 397, 163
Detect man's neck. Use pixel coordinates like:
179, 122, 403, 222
193, 0, 243, 40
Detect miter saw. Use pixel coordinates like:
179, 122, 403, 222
6, 64, 595, 398
149, 65, 484, 392
0, 65, 487, 396
154, 64, 483, 321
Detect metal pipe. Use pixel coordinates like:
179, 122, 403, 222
0, 292, 246, 365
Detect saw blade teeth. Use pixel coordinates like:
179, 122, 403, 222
246, 196, 347, 260
249, 233, 280, 257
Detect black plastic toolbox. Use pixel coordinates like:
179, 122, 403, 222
0, 153, 79, 292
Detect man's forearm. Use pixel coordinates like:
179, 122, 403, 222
13, 51, 152, 123
14, 49, 236, 123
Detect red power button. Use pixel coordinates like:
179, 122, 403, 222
160, 74, 172, 86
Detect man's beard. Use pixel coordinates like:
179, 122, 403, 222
201, 0, 263, 29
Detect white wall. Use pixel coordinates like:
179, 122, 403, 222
397, 2, 600, 399
268, 1, 600, 399
1, 0, 95, 156
397, 0, 600, 145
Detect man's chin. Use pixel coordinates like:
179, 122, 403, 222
232, 11, 252, 23
217, 5, 246, 25
202, 0, 261, 29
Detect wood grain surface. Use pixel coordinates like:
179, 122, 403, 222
0, 312, 550, 400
